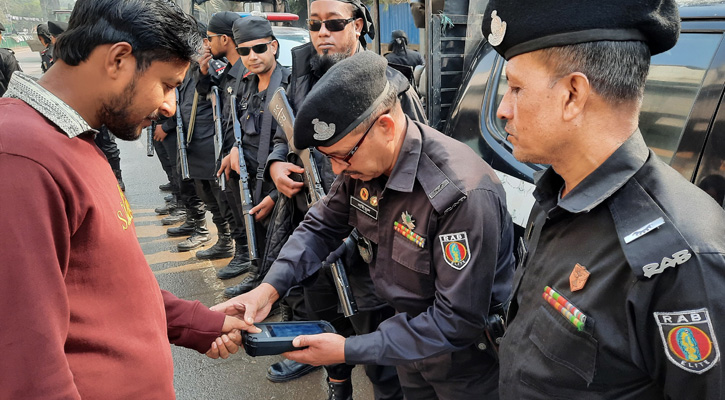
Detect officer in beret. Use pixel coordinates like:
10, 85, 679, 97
195, 11, 252, 279
481, 0, 725, 398
36, 24, 53, 73
239, 0, 424, 397
214, 51, 515, 399
216, 16, 289, 288
384, 30, 424, 70
0, 21, 22, 97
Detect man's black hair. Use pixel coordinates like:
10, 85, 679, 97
54, 0, 202, 71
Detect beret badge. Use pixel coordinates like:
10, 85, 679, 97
312, 118, 336, 141
488, 10, 507, 47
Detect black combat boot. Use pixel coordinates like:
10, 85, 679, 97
113, 169, 125, 191
327, 378, 353, 400
159, 182, 173, 191
164, 193, 175, 202
216, 240, 251, 280
222, 261, 257, 296
177, 219, 210, 251
166, 217, 195, 237
196, 227, 234, 260
155, 198, 177, 215
161, 208, 186, 225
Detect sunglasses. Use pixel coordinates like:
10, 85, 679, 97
307, 18, 355, 32
236, 40, 274, 56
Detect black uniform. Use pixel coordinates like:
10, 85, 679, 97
0, 47, 21, 97
264, 119, 514, 399
499, 132, 725, 399
40, 44, 53, 73
197, 59, 248, 246
164, 60, 235, 234
227, 63, 290, 254
260, 41, 426, 399
384, 50, 424, 69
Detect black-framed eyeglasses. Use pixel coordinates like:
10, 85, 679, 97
319, 112, 386, 166
307, 18, 355, 32
236, 40, 274, 56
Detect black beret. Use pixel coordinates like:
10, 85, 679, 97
208, 11, 240, 39
294, 51, 393, 149
233, 16, 274, 45
37, 23, 50, 38
482, 0, 680, 60
48, 20, 68, 36
312, 0, 376, 46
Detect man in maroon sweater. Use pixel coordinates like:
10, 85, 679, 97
0, 1, 245, 398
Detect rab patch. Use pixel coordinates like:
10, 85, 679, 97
654, 308, 719, 374
439, 232, 470, 270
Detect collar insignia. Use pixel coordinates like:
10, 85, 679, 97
312, 118, 336, 141
488, 10, 507, 47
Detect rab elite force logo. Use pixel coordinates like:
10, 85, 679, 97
654, 309, 719, 374
439, 232, 470, 270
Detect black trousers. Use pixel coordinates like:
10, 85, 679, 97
304, 268, 403, 400
194, 178, 233, 231
153, 139, 173, 184
180, 177, 204, 220
95, 126, 121, 171
395, 345, 498, 400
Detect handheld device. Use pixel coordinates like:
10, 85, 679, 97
242, 321, 336, 357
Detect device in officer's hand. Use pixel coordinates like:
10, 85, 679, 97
242, 321, 336, 357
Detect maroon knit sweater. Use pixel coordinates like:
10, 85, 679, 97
0, 97, 225, 399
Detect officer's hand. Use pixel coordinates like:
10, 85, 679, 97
210, 283, 280, 331
250, 195, 275, 221
283, 333, 346, 366
153, 124, 167, 141
217, 153, 233, 181
229, 146, 241, 174
269, 161, 305, 198
199, 44, 212, 75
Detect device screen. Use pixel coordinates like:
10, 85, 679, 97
268, 323, 326, 337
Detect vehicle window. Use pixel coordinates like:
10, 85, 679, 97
490, 33, 722, 165
276, 36, 310, 68
640, 33, 721, 164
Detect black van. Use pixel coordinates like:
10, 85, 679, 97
445, 1, 725, 231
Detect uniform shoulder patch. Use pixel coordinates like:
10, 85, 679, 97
654, 308, 719, 374
439, 232, 470, 270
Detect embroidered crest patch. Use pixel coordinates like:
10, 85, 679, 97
654, 308, 719, 374
439, 232, 470, 270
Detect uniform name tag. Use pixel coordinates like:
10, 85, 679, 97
654, 308, 719, 374
351, 196, 378, 220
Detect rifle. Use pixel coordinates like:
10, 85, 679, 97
210, 86, 226, 191
146, 122, 154, 157
268, 87, 326, 208
268, 87, 358, 316
175, 88, 190, 180
230, 95, 260, 266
